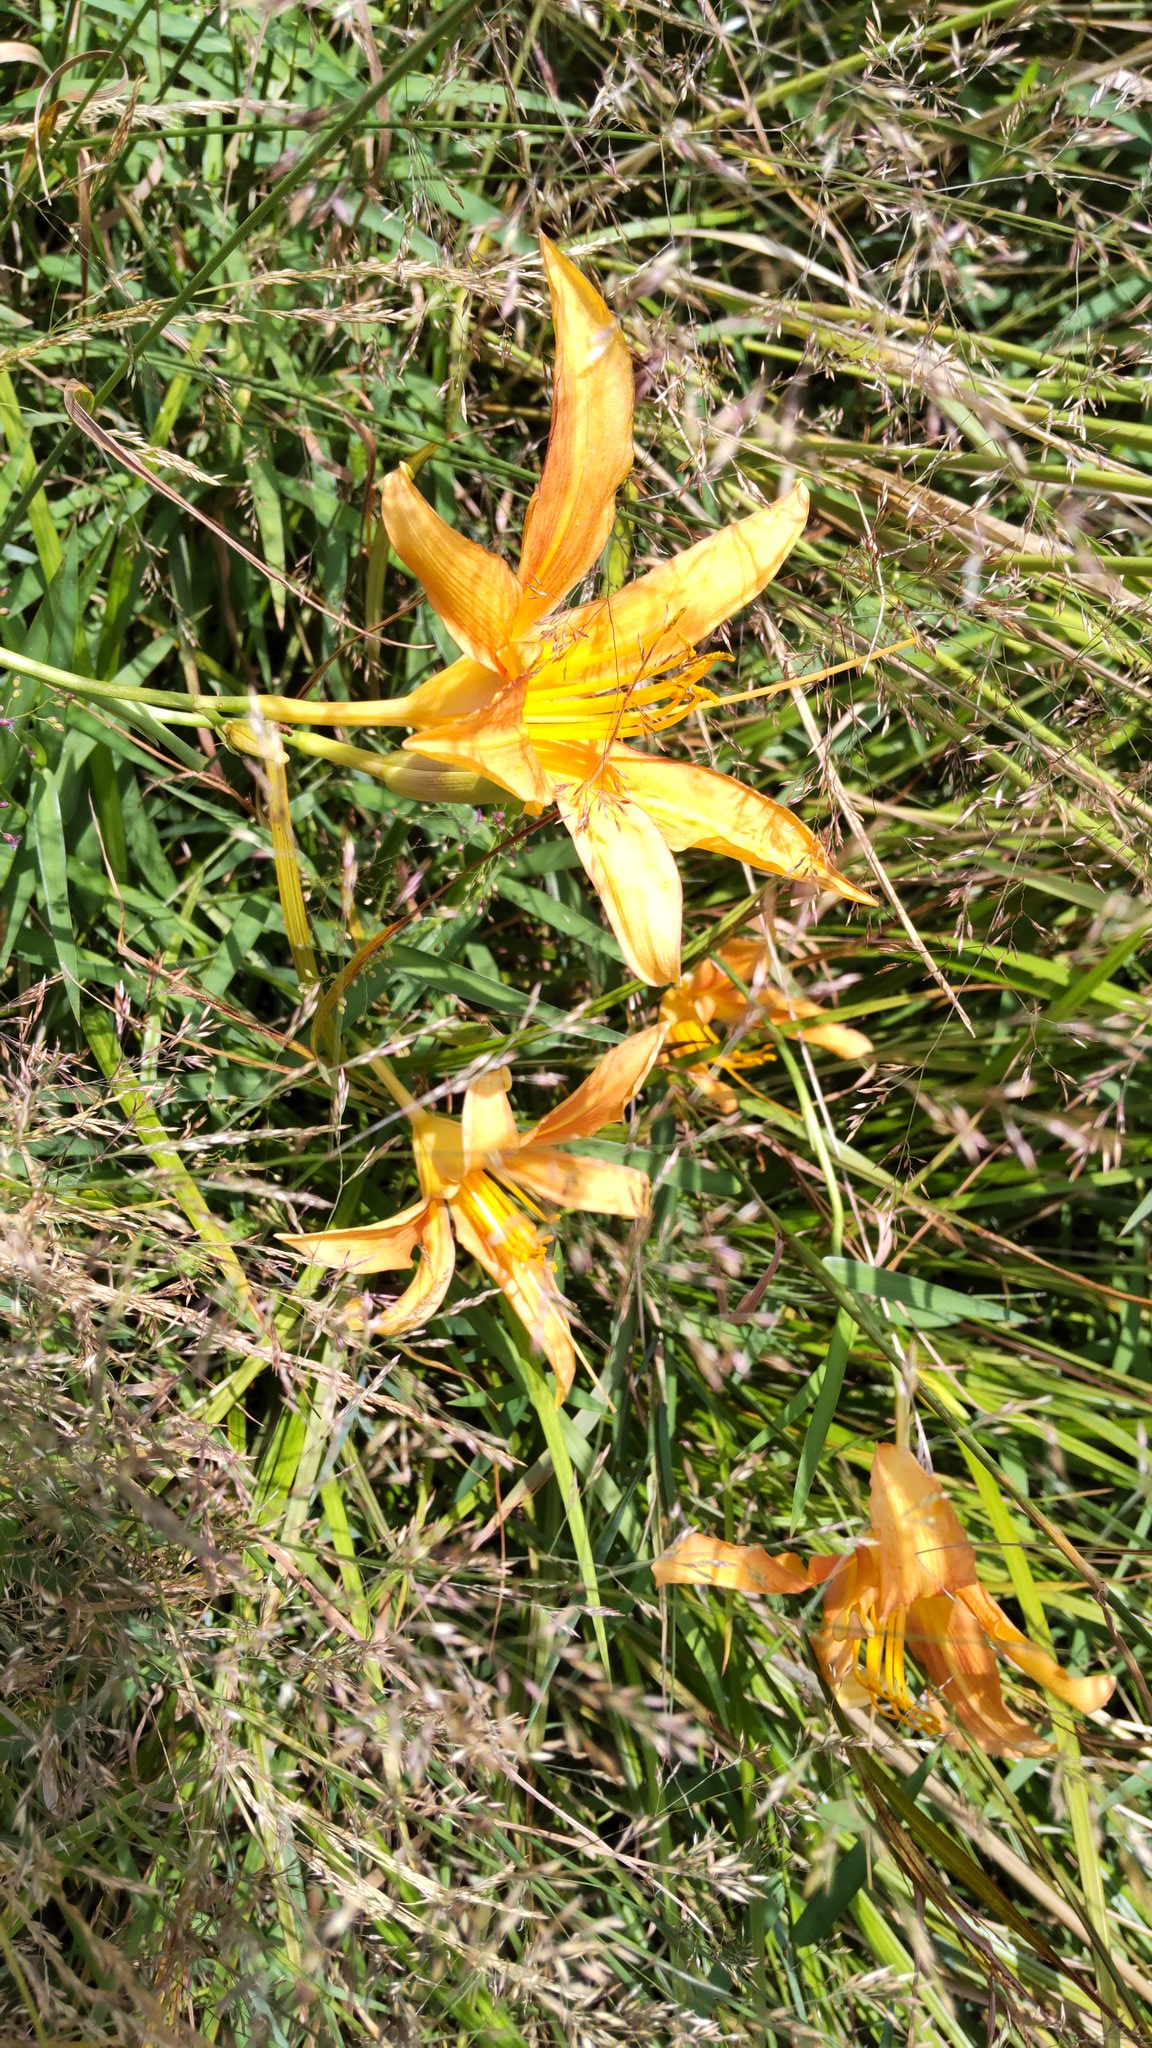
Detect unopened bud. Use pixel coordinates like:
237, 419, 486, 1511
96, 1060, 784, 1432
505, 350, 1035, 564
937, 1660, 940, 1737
375, 751, 505, 806
222, 718, 261, 756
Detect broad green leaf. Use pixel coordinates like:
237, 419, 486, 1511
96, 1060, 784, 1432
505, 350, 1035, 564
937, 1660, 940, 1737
247, 455, 288, 628
30, 765, 80, 1019
822, 1257, 1025, 1330
385, 941, 554, 1017
0, 368, 63, 582
791, 1309, 856, 1531
1119, 1186, 1152, 1239
792, 1839, 869, 1948
496, 874, 622, 957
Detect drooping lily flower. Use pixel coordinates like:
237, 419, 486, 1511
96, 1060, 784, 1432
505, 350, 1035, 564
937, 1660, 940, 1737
658, 933, 873, 1112
369, 236, 871, 984
653, 1444, 1114, 1756
281, 1028, 661, 1401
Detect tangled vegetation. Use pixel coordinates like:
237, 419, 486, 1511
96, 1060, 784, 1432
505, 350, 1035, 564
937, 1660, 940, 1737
2, 2, 1151, 2043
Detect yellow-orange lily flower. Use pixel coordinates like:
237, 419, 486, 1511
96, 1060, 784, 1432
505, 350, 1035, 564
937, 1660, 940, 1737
370, 236, 871, 985
658, 933, 873, 1112
653, 1444, 1114, 1756
280, 1028, 661, 1401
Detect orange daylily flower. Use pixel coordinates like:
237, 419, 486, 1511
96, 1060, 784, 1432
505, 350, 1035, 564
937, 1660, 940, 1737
369, 236, 871, 985
653, 1444, 1114, 1756
659, 933, 874, 1112
281, 1029, 661, 1401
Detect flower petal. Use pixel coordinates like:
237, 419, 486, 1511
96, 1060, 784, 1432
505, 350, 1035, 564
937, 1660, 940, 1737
610, 749, 874, 905
403, 685, 553, 808
817, 1546, 871, 1625
400, 654, 504, 725
960, 1582, 1115, 1718
657, 994, 714, 1048
536, 483, 809, 680
673, 948, 764, 1029
530, 1024, 665, 1148
502, 1146, 650, 1218
734, 974, 874, 1061
868, 1444, 978, 1613
280, 1197, 457, 1338
381, 463, 521, 669
555, 777, 683, 984
279, 1197, 433, 1274
373, 1198, 457, 1336
674, 944, 873, 1059
462, 1065, 519, 1168
813, 1551, 873, 1694
652, 1531, 815, 1596
714, 937, 766, 982
675, 1062, 741, 1115
451, 1203, 578, 1401
909, 1592, 1049, 1756
413, 1111, 468, 1198
513, 236, 634, 633
797, 1019, 875, 1060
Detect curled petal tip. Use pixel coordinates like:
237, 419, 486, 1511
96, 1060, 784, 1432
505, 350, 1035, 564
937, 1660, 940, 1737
813, 862, 877, 907
1061, 1672, 1116, 1718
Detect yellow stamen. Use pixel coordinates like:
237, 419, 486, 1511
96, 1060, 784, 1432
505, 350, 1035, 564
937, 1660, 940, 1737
704, 636, 917, 713
852, 1607, 936, 1732
663, 1019, 718, 1060
661, 1019, 776, 1080
884, 1613, 898, 1703
454, 1171, 545, 1264
521, 641, 720, 743
719, 1042, 776, 1074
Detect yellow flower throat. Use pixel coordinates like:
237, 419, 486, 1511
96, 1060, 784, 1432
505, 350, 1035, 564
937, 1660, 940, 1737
454, 1171, 548, 1265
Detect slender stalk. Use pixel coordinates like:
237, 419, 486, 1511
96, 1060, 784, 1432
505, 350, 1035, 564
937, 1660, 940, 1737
0, 645, 418, 724
368, 1056, 416, 1113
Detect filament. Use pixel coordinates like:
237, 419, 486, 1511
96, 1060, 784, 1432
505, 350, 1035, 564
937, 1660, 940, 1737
852, 1606, 937, 1733
705, 636, 917, 712
521, 640, 719, 743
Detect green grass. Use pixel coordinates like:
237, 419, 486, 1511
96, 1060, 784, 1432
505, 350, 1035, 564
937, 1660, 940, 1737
2, 3, 1152, 2042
